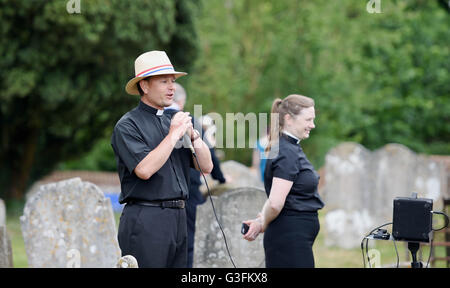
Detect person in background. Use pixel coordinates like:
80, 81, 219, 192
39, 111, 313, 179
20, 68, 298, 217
165, 84, 228, 268
251, 128, 269, 182
242, 94, 324, 268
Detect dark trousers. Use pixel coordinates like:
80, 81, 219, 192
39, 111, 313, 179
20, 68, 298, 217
186, 200, 197, 268
186, 185, 207, 268
118, 203, 187, 268
263, 210, 320, 268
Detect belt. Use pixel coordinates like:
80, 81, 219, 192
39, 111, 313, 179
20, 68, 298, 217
128, 199, 185, 209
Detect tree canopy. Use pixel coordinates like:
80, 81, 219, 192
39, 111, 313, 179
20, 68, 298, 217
1, 0, 448, 200
0, 0, 200, 199
184, 0, 449, 165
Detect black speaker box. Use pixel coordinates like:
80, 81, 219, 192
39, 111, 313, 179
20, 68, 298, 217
392, 197, 433, 242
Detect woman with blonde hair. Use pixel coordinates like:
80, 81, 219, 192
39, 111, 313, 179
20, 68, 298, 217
243, 94, 324, 268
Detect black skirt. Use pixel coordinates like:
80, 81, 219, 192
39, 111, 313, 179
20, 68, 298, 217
263, 210, 320, 268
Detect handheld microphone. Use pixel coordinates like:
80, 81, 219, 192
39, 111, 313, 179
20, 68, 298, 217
183, 133, 195, 155
169, 111, 196, 154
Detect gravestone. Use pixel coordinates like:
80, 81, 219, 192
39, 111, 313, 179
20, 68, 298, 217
220, 161, 264, 188
0, 199, 5, 226
322, 143, 446, 249
194, 187, 267, 268
0, 199, 13, 267
200, 160, 264, 196
20, 178, 121, 267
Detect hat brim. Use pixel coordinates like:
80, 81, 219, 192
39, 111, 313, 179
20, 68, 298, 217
125, 71, 187, 96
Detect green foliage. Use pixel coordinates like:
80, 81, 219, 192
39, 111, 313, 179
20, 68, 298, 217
0, 0, 199, 199
184, 0, 449, 167
1, 0, 448, 199
58, 138, 116, 171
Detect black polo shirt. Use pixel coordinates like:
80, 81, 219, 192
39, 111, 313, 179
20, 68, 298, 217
111, 101, 194, 204
264, 133, 325, 212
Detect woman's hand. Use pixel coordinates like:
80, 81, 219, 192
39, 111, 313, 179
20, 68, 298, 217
242, 215, 264, 242
242, 177, 292, 242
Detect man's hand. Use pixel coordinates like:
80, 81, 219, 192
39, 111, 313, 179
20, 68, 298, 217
169, 112, 192, 144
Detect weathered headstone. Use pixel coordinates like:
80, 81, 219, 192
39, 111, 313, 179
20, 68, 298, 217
0, 199, 5, 226
0, 199, 13, 268
322, 143, 446, 249
200, 160, 264, 196
20, 178, 121, 267
194, 187, 267, 268
220, 161, 264, 189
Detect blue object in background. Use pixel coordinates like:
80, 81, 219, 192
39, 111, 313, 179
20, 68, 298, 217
104, 193, 123, 212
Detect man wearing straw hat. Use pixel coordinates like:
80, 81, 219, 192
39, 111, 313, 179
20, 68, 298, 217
111, 51, 213, 268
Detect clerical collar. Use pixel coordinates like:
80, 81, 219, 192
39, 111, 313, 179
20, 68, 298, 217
282, 131, 301, 144
138, 101, 165, 116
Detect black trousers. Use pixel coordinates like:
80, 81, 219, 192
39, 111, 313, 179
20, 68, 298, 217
263, 210, 320, 268
186, 200, 197, 268
118, 203, 187, 268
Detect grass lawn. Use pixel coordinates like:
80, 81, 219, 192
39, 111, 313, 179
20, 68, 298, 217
5, 204, 447, 268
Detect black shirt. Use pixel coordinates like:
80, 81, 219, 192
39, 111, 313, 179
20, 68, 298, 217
264, 133, 325, 212
164, 108, 226, 206
111, 101, 194, 204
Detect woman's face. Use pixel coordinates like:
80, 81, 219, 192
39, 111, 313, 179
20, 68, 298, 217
285, 106, 316, 140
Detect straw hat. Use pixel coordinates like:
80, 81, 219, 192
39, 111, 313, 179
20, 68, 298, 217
125, 51, 187, 95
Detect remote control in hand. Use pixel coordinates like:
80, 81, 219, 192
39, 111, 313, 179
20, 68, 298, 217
241, 223, 250, 235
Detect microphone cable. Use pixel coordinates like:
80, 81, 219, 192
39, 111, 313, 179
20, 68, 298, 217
190, 149, 237, 268
360, 222, 398, 268
426, 210, 450, 268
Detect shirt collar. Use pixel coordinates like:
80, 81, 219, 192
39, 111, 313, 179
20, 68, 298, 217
138, 100, 165, 116
282, 130, 301, 145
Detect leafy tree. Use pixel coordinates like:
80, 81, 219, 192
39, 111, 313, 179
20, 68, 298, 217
0, 0, 199, 199
184, 0, 449, 166
48, 0, 450, 192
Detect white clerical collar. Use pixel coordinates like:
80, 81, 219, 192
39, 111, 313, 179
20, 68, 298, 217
282, 130, 301, 144
156, 109, 164, 116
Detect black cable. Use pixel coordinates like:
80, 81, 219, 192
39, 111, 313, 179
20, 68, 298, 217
425, 210, 449, 268
425, 240, 433, 268
361, 222, 393, 268
431, 211, 449, 231
361, 238, 366, 268
392, 236, 399, 268
192, 152, 237, 268
366, 237, 370, 268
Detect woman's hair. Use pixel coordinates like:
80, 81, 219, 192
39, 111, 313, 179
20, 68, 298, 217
266, 94, 315, 152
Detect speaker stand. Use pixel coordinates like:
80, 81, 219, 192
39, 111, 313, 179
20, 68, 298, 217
407, 242, 423, 268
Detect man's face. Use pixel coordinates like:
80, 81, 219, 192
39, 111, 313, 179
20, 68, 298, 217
140, 74, 176, 109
